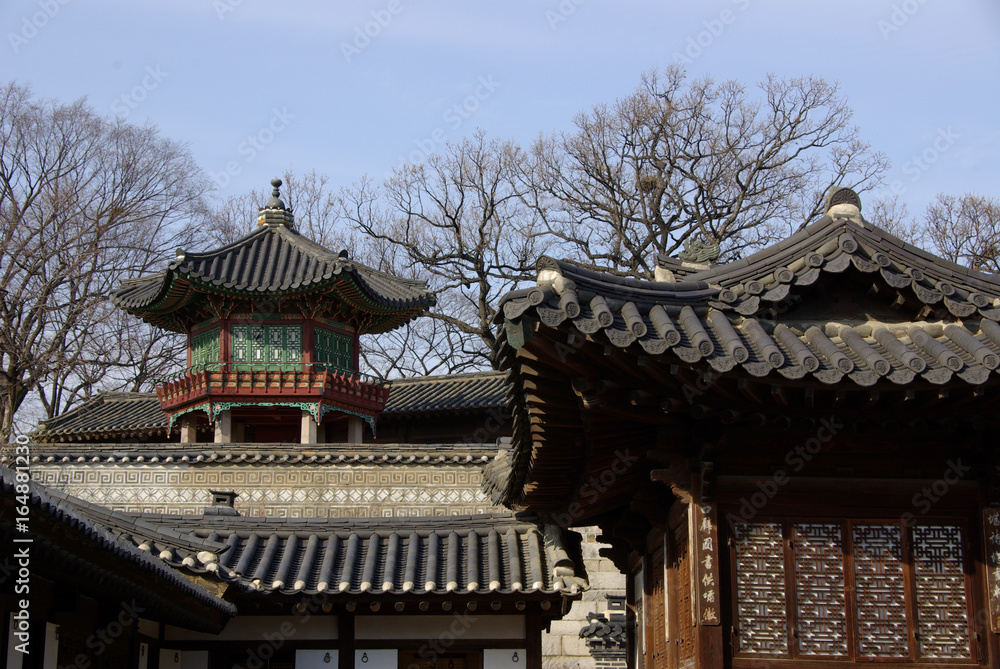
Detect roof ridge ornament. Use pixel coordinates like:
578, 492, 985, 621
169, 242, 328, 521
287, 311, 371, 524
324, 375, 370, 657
677, 237, 721, 270
257, 177, 295, 228
825, 186, 862, 223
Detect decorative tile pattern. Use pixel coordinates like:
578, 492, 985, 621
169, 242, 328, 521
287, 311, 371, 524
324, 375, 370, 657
33, 463, 493, 518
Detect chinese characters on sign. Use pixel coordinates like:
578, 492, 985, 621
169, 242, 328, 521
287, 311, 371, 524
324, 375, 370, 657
984, 509, 1000, 633
692, 503, 721, 626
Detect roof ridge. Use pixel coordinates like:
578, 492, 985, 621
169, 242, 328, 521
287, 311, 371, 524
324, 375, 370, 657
390, 370, 504, 384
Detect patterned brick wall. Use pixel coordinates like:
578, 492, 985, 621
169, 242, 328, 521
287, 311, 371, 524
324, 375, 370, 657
32, 462, 495, 518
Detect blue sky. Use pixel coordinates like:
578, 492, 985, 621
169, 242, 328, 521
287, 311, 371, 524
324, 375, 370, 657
3, 0, 999, 219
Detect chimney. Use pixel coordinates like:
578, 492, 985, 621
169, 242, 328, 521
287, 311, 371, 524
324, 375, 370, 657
205, 489, 240, 516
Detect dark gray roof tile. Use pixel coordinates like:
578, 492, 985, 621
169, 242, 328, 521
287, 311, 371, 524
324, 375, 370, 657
33, 372, 507, 442
0, 467, 235, 625
111, 225, 435, 333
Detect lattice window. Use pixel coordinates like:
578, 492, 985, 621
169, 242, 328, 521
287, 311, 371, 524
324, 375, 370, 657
674, 525, 695, 667
729, 518, 972, 663
267, 325, 283, 362
912, 525, 968, 659
285, 325, 301, 363
233, 324, 301, 365
191, 328, 219, 365
733, 522, 787, 654
231, 325, 249, 362
250, 325, 266, 362
853, 524, 908, 658
647, 550, 668, 667
794, 523, 848, 656
315, 327, 353, 369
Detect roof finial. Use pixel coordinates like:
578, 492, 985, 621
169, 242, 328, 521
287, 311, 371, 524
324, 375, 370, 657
825, 186, 862, 222
257, 176, 295, 227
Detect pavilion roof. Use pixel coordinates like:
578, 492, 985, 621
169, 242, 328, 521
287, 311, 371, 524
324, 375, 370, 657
111, 223, 434, 333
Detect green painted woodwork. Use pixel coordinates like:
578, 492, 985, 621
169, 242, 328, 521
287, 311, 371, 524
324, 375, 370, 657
191, 328, 220, 365
231, 324, 301, 366
315, 327, 353, 370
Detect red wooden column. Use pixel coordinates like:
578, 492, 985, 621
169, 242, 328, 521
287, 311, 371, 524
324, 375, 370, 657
219, 319, 230, 364
302, 320, 314, 364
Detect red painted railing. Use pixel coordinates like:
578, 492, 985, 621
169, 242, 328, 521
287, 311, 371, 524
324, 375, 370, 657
154, 363, 390, 412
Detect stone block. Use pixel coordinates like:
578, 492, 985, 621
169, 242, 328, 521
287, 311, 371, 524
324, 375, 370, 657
548, 619, 585, 638
588, 571, 627, 591
561, 633, 590, 657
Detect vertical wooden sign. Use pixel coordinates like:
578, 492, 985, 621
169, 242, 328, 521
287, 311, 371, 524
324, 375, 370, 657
983, 508, 1000, 633
691, 502, 721, 626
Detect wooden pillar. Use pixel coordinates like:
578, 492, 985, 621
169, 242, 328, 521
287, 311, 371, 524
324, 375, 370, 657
526, 614, 543, 669
339, 612, 355, 669
347, 416, 363, 445
214, 410, 232, 444
691, 469, 723, 669
301, 411, 317, 444
179, 416, 197, 444
302, 321, 314, 364
232, 420, 245, 443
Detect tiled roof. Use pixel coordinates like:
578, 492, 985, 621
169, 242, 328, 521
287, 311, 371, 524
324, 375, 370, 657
111, 224, 435, 333
0, 467, 236, 630
147, 513, 584, 597
30, 442, 498, 464
498, 213, 1000, 389
32, 392, 173, 441
63, 499, 586, 599
488, 197, 1000, 511
383, 371, 506, 414
5, 469, 585, 608
32, 372, 508, 442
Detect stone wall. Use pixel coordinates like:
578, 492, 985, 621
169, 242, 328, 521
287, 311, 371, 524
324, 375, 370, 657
544, 527, 628, 669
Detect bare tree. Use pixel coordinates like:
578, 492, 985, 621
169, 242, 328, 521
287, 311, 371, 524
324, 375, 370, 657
864, 194, 925, 246
204, 169, 349, 249
0, 82, 209, 441
919, 193, 1000, 273
529, 66, 889, 277
337, 133, 549, 372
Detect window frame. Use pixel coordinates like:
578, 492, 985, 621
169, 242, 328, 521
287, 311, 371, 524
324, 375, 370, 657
725, 514, 978, 666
